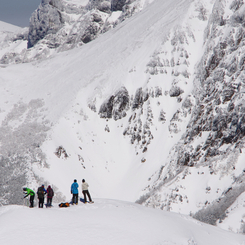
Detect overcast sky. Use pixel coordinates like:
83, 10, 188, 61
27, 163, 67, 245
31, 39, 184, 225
0, 0, 41, 27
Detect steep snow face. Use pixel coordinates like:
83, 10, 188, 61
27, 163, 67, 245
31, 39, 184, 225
138, 0, 245, 233
0, 0, 154, 64
0, 0, 193, 203
30, 0, 194, 202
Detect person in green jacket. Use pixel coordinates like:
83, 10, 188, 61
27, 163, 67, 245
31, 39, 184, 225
23, 187, 35, 208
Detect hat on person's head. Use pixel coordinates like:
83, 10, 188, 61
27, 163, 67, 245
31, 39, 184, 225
74, 179, 77, 182
23, 187, 27, 191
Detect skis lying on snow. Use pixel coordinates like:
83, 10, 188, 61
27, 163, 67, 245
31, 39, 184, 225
80, 198, 94, 204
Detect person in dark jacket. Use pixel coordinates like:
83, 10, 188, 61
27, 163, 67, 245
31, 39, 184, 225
71, 179, 79, 205
46, 185, 54, 207
23, 187, 35, 208
37, 185, 47, 208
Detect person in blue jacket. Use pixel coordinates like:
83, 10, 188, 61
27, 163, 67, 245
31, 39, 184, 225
71, 179, 79, 205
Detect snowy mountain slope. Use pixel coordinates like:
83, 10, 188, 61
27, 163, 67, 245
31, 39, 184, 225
0, 0, 154, 64
1, 199, 245, 245
0, 22, 28, 61
1, 0, 245, 236
0, 0, 193, 203
137, 0, 245, 232
0, 21, 23, 33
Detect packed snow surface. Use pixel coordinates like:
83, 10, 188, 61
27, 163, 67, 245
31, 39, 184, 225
0, 199, 245, 245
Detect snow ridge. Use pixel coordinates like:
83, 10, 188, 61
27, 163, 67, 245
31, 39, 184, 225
1, 199, 245, 245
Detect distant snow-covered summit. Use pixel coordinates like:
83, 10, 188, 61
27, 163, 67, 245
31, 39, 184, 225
0, 21, 23, 33
0, 0, 153, 64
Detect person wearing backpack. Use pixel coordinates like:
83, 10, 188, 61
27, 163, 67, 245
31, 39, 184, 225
71, 179, 79, 205
37, 185, 47, 208
23, 187, 35, 208
46, 185, 54, 207
82, 179, 93, 203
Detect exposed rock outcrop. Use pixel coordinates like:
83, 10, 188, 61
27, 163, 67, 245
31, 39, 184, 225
28, 0, 65, 48
0, 0, 151, 64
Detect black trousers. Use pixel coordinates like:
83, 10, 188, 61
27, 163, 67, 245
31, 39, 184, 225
83, 190, 92, 202
30, 195, 35, 207
72, 194, 78, 204
38, 197, 44, 208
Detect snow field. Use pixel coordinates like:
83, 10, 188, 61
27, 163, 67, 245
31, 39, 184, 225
1, 199, 245, 245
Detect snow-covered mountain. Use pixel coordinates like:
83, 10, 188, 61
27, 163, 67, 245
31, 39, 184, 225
0, 0, 153, 64
1, 0, 245, 236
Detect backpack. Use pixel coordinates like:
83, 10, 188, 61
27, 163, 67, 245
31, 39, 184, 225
37, 187, 45, 198
59, 202, 70, 208
47, 188, 54, 198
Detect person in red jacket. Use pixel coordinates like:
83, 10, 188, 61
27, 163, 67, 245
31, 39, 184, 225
46, 185, 54, 207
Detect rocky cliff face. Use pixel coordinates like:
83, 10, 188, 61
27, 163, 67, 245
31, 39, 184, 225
28, 0, 65, 48
135, 0, 245, 231
0, 0, 151, 64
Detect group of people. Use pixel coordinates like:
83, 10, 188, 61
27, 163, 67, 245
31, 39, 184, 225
23, 184, 54, 208
23, 179, 93, 208
71, 179, 93, 204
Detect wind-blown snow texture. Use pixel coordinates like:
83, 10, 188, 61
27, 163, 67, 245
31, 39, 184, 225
1, 0, 245, 236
